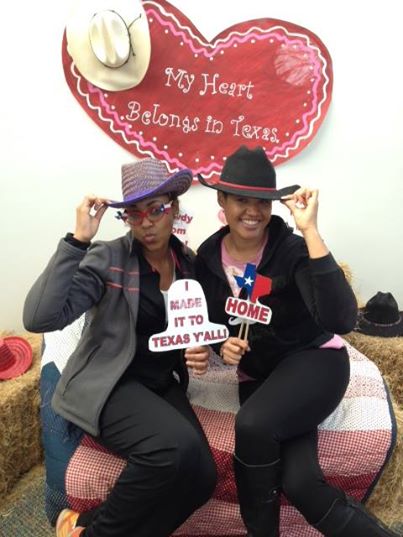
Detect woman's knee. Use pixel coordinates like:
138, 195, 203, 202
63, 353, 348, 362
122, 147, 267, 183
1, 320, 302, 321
126, 424, 200, 474
171, 431, 217, 508
192, 452, 217, 508
182, 431, 217, 496
236, 407, 265, 442
163, 422, 217, 490
201, 448, 217, 495
235, 407, 279, 461
122, 419, 216, 499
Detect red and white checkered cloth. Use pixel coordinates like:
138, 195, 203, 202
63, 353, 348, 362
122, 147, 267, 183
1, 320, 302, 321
42, 319, 394, 537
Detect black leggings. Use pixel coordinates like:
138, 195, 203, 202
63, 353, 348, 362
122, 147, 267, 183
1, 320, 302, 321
80, 374, 217, 537
236, 347, 350, 524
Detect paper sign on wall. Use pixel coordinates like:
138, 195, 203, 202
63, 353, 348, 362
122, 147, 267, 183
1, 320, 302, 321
149, 279, 229, 352
62, 0, 333, 178
172, 205, 193, 246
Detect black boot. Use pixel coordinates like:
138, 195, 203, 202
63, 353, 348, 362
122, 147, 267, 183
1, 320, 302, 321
314, 495, 401, 536
233, 454, 281, 537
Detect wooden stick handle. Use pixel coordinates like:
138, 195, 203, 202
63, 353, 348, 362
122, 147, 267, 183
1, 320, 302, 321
238, 321, 249, 340
238, 322, 245, 339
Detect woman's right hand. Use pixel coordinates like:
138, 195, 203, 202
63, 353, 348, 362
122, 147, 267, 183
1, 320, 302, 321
219, 336, 250, 366
74, 195, 109, 243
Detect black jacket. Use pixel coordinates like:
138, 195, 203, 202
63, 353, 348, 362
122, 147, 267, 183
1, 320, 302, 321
195, 216, 358, 380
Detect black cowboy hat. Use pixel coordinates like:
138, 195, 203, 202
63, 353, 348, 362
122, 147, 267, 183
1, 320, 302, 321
197, 145, 300, 200
354, 291, 403, 338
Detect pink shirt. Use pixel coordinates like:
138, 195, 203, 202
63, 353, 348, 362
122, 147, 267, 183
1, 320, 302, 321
221, 238, 267, 296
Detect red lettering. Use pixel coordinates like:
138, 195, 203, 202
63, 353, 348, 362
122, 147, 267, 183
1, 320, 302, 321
170, 297, 203, 310
225, 297, 271, 325
259, 308, 270, 323
225, 296, 238, 313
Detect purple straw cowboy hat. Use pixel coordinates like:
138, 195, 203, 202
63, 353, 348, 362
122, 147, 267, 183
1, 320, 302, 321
197, 145, 300, 200
0, 336, 33, 380
355, 291, 403, 338
108, 158, 193, 208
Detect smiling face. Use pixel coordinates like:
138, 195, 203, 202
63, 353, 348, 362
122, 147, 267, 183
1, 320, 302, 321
218, 191, 272, 242
127, 194, 178, 253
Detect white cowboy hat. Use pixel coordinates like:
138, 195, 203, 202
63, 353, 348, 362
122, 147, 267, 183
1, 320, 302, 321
66, 0, 151, 91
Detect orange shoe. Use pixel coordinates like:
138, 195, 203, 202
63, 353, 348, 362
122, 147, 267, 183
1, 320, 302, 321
68, 528, 85, 537
56, 508, 80, 537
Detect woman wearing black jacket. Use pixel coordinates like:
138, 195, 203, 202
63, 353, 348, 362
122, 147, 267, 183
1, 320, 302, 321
195, 145, 398, 537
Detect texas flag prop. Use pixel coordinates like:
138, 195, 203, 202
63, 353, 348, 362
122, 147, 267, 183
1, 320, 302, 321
227, 264, 273, 335
234, 263, 272, 303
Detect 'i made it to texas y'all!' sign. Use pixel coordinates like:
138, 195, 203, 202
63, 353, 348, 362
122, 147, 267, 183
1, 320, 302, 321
63, 0, 333, 178
149, 279, 229, 352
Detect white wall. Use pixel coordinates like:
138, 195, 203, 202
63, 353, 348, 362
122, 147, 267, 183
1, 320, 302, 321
1, 0, 402, 332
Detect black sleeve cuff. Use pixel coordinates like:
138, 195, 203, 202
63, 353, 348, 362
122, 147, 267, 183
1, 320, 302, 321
308, 252, 339, 274
64, 232, 91, 250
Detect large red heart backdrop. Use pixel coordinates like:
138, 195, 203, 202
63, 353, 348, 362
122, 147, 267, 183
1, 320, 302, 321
62, 0, 333, 180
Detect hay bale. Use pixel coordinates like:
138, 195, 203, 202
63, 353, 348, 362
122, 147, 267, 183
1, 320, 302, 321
367, 401, 403, 526
338, 261, 353, 286
344, 332, 403, 407
338, 261, 366, 307
0, 331, 43, 501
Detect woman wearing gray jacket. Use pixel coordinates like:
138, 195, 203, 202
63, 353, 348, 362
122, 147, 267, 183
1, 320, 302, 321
23, 158, 216, 537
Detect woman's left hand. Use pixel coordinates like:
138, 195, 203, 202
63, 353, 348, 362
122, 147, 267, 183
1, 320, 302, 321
281, 187, 319, 233
184, 346, 209, 376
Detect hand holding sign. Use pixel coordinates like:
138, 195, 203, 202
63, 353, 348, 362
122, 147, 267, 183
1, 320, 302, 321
219, 336, 250, 366
149, 279, 229, 352
184, 346, 210, 376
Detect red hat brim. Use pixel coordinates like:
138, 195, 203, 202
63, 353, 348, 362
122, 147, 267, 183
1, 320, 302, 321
0, 336, 33, 380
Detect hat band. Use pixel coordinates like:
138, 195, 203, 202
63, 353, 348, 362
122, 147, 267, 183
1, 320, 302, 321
217, 179, 277, 192
362, 315, 402, 327
89, 11, 142, 70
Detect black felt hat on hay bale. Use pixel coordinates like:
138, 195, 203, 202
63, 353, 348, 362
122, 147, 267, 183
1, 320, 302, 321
355, 292, 403, 338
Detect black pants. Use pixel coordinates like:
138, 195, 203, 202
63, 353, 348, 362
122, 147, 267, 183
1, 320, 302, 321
236, 347, 350, 524
80, 374, 217, 537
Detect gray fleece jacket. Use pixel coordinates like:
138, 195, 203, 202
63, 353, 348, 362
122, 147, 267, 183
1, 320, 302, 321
23, 233, 194, 436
